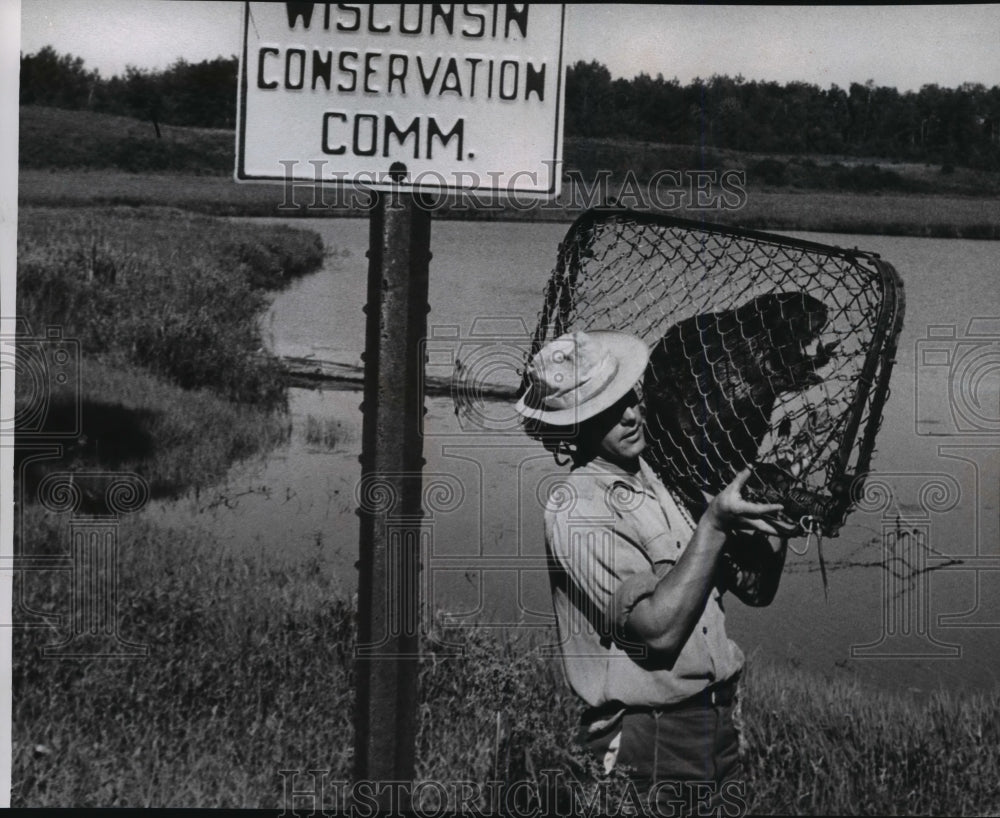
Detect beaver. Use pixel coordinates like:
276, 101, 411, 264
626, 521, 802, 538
642, 291, 835, 515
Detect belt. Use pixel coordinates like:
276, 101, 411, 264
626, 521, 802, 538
671, 678, 737, 710
580, 676, 741, 739
621, 676, 739, 716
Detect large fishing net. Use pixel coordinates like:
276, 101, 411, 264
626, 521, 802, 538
520, 208, 905, 544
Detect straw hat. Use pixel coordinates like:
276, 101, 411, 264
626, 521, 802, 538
514, 330, 649, 426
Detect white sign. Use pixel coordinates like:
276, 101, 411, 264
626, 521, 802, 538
236, 2, 566, 196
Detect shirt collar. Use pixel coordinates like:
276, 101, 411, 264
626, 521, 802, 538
572, 455, 652, 494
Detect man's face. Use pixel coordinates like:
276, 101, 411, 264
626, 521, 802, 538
583, 386, 647, 466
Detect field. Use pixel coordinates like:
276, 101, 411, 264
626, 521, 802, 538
11, 103, 1000, 813
13, 206, 326, 508
13, 501, 1000, 813
17, 105, 1000, 238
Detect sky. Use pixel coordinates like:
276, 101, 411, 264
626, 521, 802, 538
16, 1, 1000, 92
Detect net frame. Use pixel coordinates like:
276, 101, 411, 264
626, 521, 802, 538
521, 207, 905, 538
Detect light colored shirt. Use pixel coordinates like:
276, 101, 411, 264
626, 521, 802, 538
544, 455, 744, 728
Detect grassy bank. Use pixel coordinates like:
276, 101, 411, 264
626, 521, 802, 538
15, 206, 324, 499
17, 205, 325, 407
12, 506, 1000, 813
17, 105, 1000, 238
15, 356, 291, 502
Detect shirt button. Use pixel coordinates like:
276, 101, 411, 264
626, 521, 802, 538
702, 626, 708, 634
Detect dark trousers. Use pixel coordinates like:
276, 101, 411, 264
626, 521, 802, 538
584, 702, 746, 817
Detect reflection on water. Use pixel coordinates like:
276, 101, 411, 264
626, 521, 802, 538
155, 219, 1000, 696
149, 387, 363, 594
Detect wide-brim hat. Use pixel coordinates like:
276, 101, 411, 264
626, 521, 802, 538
514, 330, 649, 426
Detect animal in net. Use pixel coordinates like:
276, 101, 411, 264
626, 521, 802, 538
523, 209, 904, 541
643, 289, 838, 518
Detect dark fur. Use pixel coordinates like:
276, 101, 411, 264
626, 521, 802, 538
643, 291, 833, 510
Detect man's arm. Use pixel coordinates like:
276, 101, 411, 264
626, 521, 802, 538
720, 531, 788, 607
625, 468, 783, 662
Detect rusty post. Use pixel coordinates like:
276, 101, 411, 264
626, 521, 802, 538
354, 190, 431, 802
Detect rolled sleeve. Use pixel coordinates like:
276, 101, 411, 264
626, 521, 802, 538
546, 509, 664, 635
543, 457, 743, 711
612, 570, 661, 632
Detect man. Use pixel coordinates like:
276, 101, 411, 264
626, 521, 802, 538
514, 329, 789, 814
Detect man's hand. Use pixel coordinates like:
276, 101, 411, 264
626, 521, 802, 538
628, 469, 789, 656
703, 467, 786, 536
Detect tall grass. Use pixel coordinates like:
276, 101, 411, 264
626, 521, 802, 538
17, 205, 325, 407
12, 505, 1000, 813
14, 204, 325, 511
12, 508, 354, 808
742, 660, 1000, 815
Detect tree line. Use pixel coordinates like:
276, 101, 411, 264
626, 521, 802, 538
20, 46, 1000, 170
19, 46, 238, 131
566, 61, 1000, 171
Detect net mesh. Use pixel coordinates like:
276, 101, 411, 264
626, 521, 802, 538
523, 209, 905, 537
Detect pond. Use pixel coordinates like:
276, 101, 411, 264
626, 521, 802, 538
152, 217, 1000, 697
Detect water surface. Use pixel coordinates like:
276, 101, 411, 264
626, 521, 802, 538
155, 218, 1000, 696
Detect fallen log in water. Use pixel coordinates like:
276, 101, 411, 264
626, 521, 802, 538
278, 355, 517, 402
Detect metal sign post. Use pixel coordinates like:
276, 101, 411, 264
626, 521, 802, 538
354, 190, 430, 798
235, 4, 566, 806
